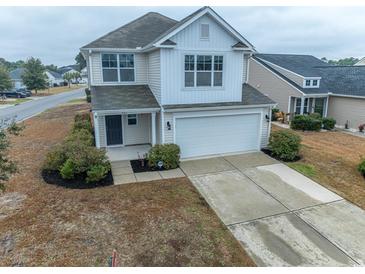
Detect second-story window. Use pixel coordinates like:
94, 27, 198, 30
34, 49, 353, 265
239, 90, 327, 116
102, 54, 118, 82
102, 53, 135, 83
184, 54, 223, 88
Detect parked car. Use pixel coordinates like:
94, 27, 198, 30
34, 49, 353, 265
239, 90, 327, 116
0, 90, 28, 98
16, 88, 32, 97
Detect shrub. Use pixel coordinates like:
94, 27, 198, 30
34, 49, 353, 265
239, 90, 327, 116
271, 108, 280, 121
359, 124, 365, 133
43, 145, 67, 171
269, 130, 301, 161
59, 159, 75, 179
86, 94, 91, 103
86, 164, 109, 183
322, 117, 336, 130
290, 115, 322, 131
358, 159, 365, 177
148, 144, 180, 170
65, 128, 94, 146
73, 112, 92, 133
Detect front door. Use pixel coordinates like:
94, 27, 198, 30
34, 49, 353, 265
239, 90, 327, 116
105, 115, 123, 146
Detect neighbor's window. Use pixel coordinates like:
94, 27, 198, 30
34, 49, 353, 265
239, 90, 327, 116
127, 114, 137, 125
312, 79, 318, 86
119, 54, 135, 82
184, 54, 223, 88
305, 80, 311, 87
200, 24, 210, 40
102, 54, 118, 82
102, 53, 135, 82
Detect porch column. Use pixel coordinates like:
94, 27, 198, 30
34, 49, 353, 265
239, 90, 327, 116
312, 98, 316, 113
324, 97, 329, 117
300, 97, 305, 115
151, 112, 156, 146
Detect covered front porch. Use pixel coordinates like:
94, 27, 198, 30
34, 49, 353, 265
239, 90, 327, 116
288, 95, 329, 120
106, 144, 151, 161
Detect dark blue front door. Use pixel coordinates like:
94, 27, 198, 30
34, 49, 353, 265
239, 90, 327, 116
105, 115, 123, 146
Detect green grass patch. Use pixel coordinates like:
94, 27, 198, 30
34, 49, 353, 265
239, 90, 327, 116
287, 162, 317, 178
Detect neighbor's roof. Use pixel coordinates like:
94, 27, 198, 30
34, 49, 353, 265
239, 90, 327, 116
82, 12, 178, 49
255, 53, 330, 77
253, 54, 365, 97
9, 68, 25, 80
314, 66, 365, 97
47, 70, 63, 79
91, 85, 160, 111
163, 84, 275, 109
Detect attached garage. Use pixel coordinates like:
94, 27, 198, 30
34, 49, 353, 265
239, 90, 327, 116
175, 112, 262, 158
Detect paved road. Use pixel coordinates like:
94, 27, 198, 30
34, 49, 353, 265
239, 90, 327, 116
0, 88, 85, 123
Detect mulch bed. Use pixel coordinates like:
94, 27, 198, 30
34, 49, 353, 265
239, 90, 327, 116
41, 170, 113, 189
130, 159, 167, 173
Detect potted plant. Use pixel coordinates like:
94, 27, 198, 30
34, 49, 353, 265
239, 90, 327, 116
359, 124, 365, 133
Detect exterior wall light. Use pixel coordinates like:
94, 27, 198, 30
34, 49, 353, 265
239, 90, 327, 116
167, 121, 171, 130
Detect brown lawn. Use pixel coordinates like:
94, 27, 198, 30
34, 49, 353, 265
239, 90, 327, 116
32, 84, 85, 96
273, 125, 365, 209
0, 102, 254, 267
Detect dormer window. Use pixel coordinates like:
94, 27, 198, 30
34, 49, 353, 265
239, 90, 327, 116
200, 24, 210, 40
304, 79, 320, 88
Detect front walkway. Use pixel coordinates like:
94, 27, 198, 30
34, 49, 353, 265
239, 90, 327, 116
183, 152, 365, 266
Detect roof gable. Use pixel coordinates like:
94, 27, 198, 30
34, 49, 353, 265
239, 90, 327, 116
151, 6, 255, 51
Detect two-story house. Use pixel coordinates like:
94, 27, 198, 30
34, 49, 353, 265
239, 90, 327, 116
248, 54, 365, 130
80, 6, 275, 159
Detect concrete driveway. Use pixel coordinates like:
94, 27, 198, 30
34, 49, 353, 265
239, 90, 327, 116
181, 152, 365, 266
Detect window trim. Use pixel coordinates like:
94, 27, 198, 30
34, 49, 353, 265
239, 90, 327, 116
127, 114, 138, 126
303, 78, 320, 88
183, 53, 224, 89
101, 53, 136, 84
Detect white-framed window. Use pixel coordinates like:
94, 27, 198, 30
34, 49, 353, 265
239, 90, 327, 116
295, 98, 309, 114
200, 24, 210, 40
127, 114, 137, 125
304, 79, 320, 88
102, 53, 135, 83
184, 54, 223, 88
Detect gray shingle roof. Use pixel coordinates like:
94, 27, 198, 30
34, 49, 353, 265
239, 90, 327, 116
255, 53, 329, 77
91, 85, 160, 111
47, 70, 63, 79
163, 84, 275, 109
254, 54, 365, 97
314, 66, 365, 97
9, 68, 25, 80
82, 12, 177, 49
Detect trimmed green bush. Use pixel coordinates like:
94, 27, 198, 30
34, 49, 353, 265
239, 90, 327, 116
73, 113, 93, 133
86, 94, 91, 103
148, 144, 180, 170
60, 159, 75, 179
43, 145, 67, 171
269, 130, 301, 161
290, 115, 322, 131
86, 164, 109, 183
65, 128, 94, 146
322, 117, 336, 130
358, 159, 365, 177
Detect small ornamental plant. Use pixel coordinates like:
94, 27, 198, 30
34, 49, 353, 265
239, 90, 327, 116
359, 124, 365, 133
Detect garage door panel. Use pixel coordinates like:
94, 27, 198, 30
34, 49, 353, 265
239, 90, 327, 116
175, 114, 260, 158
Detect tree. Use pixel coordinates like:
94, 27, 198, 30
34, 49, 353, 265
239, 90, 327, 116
72, 71, 81, 84
75, 52, 86, 71
21, 57, 48, 94
63, 72, 73, 88
0, 66, 13, 91
0, 120, 24, 192
322, 57, 360, 66
45, 64, 58, 72
0, 58, 24, 71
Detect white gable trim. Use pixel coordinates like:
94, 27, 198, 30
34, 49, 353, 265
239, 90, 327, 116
251, 58, 305, 96
152, 7, 255, 52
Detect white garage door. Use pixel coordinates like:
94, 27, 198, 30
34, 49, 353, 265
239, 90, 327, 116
175, 113, 261, 158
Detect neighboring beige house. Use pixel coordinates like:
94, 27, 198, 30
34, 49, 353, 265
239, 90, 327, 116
248, 54, 365, 131
354, 57, 365, 66
80, 6, 276, 159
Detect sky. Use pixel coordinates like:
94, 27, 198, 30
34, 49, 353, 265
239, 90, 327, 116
0, 6, 364, 66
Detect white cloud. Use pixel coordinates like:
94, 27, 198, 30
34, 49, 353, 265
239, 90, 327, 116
0, 6, 363, 66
